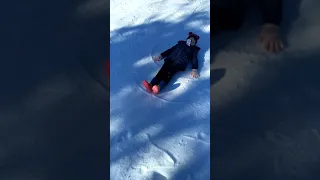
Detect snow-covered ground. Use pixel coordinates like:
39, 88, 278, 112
110, 0, 210, 179
211, 0, 320, 179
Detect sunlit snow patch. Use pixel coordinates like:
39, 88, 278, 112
133, 57, 154, 68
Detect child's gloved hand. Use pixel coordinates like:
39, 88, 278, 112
191, 69, 199, 78
259, 23, 284, 53
152, 55, 163, 61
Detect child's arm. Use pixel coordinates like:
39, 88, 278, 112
259, 0, 283, 26
191, 47, 200, 70
160, 44, 178, 58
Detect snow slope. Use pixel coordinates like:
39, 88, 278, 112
110, 0, 210, 179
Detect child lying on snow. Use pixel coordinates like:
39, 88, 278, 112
142, 32, 200, 95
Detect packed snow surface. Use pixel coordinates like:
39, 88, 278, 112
110, 0, 210, 179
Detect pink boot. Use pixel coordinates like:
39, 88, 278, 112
142, 80, 152, 93
152, 85, 160, 94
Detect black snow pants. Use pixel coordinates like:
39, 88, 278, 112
150, 60, 180, 87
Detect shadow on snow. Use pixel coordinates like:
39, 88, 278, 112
210, 0, 320, 179
110, 7, 210, 180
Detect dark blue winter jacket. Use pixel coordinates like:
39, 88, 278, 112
160, 40, 200, 71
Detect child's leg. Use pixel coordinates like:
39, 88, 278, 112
150, 62, 171, 86
162, 71, 176, 85
143, 62, 172, 93
152, 67, 178, 94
